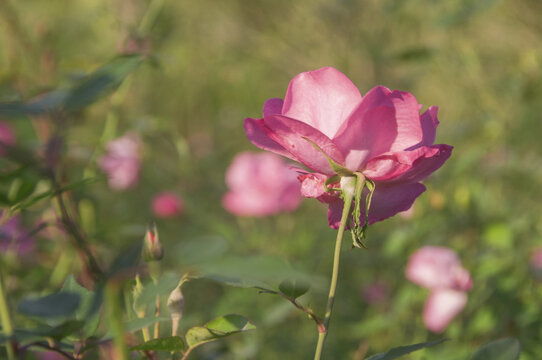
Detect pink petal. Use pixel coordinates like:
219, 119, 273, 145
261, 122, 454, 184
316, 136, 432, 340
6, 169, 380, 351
327, 198, 344, 229
419, 106, 439, 146
263, 114, 345, 175
423, 289, 467, 333
298, 172, 340, 203
333, 86, 424, 170
282, 67, 362, 138
263, 98, 284, 117
366, 182, 426, 224
363, 145, 453, 183
244, 117, 294, 159
406, 246, 472, 291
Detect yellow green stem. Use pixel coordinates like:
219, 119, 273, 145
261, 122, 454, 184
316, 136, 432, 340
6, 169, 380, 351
313, 188, 355, 360
0, 274, 15, 360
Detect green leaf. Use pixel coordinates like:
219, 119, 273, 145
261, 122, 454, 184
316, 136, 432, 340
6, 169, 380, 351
185, 314, 256, 349
471, 338, 521, 360
105, 243, 143, 279
134, 273, 179, 309
65, 55, 143, 111
132, 336, 186, 352
279, 279, 310, 299
175, 236, 229, 265
60, 275, 99, 337
18, 292, 81, 318
365, 339, 448, 360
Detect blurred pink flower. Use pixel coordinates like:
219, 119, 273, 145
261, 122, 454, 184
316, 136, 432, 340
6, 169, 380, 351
531, 248, 542, 269
406, 246, 472, 333
99, 133, 142, 190
35, 350, 66, 360
244, 67, 452, 228
222, 152, 302, 217
152, 192, 183, 218
0, 213, 34, 255
0, 121, 16, 155
362, 281, 389, 305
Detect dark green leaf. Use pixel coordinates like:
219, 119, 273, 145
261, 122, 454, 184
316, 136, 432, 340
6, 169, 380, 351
186, 314, 256, 349
279, 279, 310, 299
471, 338, 521, 360
18, 292, 80, 318
131, 336, 185, 352
65, 55, 143, 110
105, 243, 143, 279
365, 339, 448, 360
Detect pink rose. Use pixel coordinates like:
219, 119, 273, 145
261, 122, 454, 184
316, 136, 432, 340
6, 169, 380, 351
406, 246, 472, 333
99, 133, 142, 190
244, 67, 452, 228
222, 152, 302, 217
0, 121, 16, 156
152, 192, 184, 218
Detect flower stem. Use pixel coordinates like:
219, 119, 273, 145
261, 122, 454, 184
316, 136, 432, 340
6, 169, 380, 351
313, 189, 355, 360
0, 274, 15, 360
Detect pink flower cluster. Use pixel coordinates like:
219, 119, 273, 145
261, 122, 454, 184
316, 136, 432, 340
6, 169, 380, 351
222, 152, 301, 217
99, 133, 142, 191
244, 67, 452, 227
406, 246, 472, 333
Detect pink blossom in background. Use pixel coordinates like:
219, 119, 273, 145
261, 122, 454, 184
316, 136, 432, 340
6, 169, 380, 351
0, 212, 34, 255
99, 133, 142, 190
531, 248, 542, 269
362, 281, 389, 305
152, 192, 184, 218
244, 67, 452, 228
35, 350, 66, 360
406, 246, 472, 333
222, 152, 302, 217
0, 121, 16, 155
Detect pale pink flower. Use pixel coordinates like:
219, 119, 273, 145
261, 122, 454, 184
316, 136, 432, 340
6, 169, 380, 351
244, 67, 452, 228
99, 133, 142, 190
222, 152, 302, 217
0, 121, 16, 155
406, 246, 472, 333
0, 213, 34, 255
152, 192, 183, 218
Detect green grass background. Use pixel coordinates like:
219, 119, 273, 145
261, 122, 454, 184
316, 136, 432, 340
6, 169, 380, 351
1, 0, 542, 359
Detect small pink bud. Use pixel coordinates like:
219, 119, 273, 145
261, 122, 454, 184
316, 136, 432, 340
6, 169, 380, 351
152, 192, 183, 218
143, 222, 163, 262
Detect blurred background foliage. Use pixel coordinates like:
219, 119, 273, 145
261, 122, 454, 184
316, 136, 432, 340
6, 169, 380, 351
1, 0, 542, 359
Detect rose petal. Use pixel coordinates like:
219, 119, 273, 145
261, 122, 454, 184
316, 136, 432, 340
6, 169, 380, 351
363, 145, 453, 183
327, 198, 344, 229
264, 114, 345, 175
366, 182, 426, 224
263, 98, 284, 117
333, 87, 424, 170
423, 289, 467, 333
419, 106, 439, 146
282, 67, 362, 138
244, 117, 294, 159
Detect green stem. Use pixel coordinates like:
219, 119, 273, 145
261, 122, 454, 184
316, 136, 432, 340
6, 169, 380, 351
105, 282, 129, 360
0, 274, 15, 360
313, 189, 354, 360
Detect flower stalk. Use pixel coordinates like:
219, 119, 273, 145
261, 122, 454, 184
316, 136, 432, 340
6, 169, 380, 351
313, 179, 355, 360
0, 274, 15, 360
